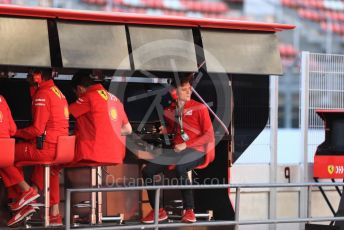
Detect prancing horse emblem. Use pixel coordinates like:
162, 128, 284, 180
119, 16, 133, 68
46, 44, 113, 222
328, 165, 334, 175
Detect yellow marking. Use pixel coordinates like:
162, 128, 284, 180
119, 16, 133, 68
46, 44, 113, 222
51, 86, 61, 99
109, 108, 117, 120
64, 106, 69, 119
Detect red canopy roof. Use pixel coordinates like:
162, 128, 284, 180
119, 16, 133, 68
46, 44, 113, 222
0, 4, 295, 32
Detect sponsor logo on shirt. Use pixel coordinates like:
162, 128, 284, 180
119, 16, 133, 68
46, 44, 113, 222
76, 98, 84, 104
109, 93, 118, 101
34, 102, 46, 107
98, 90, 108, 101
109, 108, 118, 121
185, 110, 192, 116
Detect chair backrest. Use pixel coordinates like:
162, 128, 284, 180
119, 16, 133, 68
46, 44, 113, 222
55, 136, 76, 164
0, 138, 15, 168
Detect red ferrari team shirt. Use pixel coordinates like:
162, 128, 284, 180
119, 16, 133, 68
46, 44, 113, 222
69, 84, 129, 164
164, 99, 214, 153
0, 95, 17, 138
15, 80, 69, 143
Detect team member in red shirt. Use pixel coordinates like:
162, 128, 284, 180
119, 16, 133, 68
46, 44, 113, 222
0, 95, 16, 138
0, 95, 17, 194
141, 76, 215, 224
69, 72, 132, 165
0, 70, 69, 226
0, 95, 38, 227
0, 95, 20, 203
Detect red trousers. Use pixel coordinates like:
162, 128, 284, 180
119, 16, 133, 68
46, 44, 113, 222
0, 142, 60, 205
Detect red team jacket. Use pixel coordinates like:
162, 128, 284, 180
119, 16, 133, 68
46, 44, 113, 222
164, 99, 215, 169
69, 84, 129, 164
0, 95, 17, 138
15, 80, 69, 143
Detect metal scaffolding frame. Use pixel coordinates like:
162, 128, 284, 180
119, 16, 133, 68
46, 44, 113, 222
65, 182, 344, 230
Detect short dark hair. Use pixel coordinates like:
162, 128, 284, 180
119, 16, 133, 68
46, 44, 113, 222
71, 71, 94, 90
33, 69, 52, 80
170, 74, 193, 88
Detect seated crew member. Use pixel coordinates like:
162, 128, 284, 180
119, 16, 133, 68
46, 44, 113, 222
0, 95, 18, 202
141, 75, 215, 224
0, 70, 69, 227
69, 72, 132, 165
0, 94, 16, 137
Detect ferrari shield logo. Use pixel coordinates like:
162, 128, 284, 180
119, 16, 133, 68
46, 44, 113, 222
98, 90, 108, 101
328, 165, 335, 175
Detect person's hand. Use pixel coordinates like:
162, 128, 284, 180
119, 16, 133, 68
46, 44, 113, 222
174, 143, 186, 153
159, 126, 167, 134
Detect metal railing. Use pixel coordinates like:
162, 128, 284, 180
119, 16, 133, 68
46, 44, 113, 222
65, 182, 344, 230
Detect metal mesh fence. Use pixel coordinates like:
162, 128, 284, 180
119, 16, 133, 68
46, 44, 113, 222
301, 52, 344, 162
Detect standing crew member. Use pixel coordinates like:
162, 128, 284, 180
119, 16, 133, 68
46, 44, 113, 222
141, 75, 215, 224
0, 70, 69, 226
69, 72, 132, 165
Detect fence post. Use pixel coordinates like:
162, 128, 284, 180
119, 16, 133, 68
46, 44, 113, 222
154, 188, 161, 230
307, 185, 312, 223
65, 189, 71, 230
300, 51, 310, 230
269, 75, 279, 230
234, 187, 241, 230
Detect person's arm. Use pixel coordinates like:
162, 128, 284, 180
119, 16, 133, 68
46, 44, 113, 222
185, 105, 214, 148
15, 91, 50, 140
121, 123, 132, 136
119, 103, 132, 136
6, 101, 17, 136
69, 95, 90, 119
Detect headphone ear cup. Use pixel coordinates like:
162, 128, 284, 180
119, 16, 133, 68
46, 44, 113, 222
170, 88, 178, 101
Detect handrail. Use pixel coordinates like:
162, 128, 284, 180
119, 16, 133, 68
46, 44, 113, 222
66, 182, 344, 191
65, 182, 344, 230
69, 217, 344, 230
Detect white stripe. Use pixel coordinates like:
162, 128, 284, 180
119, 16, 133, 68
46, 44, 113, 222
34, 103, 46, 106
